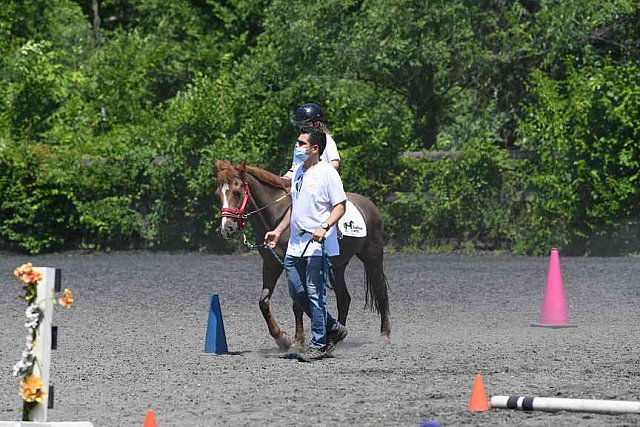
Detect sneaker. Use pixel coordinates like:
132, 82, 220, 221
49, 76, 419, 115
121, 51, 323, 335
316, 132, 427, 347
325, 324, 348, 355
297, 347, 326, 362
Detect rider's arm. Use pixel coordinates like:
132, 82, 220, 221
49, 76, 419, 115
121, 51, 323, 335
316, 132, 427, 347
282, 164, 295, 179
324, 135, 340, 170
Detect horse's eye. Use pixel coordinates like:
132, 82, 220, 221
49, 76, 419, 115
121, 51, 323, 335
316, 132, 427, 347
233, 190, 242, 198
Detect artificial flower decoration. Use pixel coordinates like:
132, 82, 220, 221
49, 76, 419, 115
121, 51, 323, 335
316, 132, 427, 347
57, 288, 75, 308
20, 375, 46, 403
11, 263, 75, 420
12, 351, 34, 378
13, 263, 42, 285
24, 305, 42, 329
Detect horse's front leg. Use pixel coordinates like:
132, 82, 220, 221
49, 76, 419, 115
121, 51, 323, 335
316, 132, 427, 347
291, 303, 305, 350
258, 261, 290, 349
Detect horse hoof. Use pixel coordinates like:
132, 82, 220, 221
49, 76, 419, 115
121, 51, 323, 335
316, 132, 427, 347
378, 334, 391, 345
279, 348, 300, 359
275, 332, 292, 349
289, 340, 305, 351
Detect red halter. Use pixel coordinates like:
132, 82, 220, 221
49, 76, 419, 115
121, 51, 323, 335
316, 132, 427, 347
220, 182, 253, 230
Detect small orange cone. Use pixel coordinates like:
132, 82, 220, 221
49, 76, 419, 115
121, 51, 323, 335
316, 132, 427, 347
143, 409, 157, 427
468, 374, 490, 411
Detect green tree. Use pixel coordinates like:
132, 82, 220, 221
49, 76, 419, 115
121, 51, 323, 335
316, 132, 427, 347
516, 60, 640, 254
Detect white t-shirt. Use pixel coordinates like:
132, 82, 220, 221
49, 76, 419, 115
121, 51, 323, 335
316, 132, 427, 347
288, 161, 347, 257
291, 134, 340, 166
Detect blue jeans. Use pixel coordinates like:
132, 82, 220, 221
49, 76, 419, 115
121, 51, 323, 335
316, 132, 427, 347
284, 255, 338, 350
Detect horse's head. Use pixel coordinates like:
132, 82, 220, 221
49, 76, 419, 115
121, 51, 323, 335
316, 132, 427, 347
215, 160, 250, 238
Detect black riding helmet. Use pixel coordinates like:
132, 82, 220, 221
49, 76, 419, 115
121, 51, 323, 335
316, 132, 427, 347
291, 103, 323, 125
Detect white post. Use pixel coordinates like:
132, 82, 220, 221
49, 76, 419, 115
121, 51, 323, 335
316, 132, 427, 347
1, 267, 95, 427
30, 267, 56, 422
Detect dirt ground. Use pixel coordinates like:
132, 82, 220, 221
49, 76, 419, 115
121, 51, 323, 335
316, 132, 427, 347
1, 251, 639, 426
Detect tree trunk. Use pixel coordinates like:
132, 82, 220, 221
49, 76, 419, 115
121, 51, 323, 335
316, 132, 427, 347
92, 0, 101, 41
407, 66, 439, 149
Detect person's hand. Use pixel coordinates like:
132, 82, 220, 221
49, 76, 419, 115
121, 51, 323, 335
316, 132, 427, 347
312, 228, 327, 243
264, 230, 281, 248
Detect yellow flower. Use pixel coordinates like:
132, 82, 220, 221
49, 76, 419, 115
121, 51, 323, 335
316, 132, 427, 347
13, 263, 42, 285
20, 375, 46, 403
57, 288, 75, 308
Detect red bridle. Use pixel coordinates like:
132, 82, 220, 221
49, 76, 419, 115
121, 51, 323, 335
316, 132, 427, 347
220, 181, 253, 229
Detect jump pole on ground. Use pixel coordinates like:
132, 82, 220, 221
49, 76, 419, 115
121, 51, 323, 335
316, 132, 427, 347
491, 395, 640, 414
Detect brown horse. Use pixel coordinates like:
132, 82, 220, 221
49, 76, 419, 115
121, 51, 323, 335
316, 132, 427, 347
215, 160, 391, 350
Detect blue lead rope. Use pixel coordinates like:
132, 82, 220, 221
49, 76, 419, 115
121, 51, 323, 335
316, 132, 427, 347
243, 232, 285, 266
243, 229, 336, 290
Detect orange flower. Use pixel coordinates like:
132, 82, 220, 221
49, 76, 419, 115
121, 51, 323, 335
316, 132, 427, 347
57, 288, 75, 308
20, 375, 46, 403
13, 263, 42, 285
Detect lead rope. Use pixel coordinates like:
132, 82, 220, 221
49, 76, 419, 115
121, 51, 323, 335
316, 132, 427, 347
243, 229, 336, 290
239, 190, 290, 267
321, 237, 335, 291
242, 232, 285, 267
298, 230, 336, 291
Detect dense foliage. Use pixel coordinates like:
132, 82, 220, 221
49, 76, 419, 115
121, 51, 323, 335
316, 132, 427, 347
1, 0, 639, 255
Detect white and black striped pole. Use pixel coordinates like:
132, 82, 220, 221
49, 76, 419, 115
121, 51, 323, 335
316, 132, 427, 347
491, 395, 640, 414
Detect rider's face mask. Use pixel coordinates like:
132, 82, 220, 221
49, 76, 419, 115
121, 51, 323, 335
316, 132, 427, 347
294, 140, 314, 163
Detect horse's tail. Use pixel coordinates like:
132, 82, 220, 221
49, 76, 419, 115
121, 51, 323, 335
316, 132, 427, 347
363, 257, 390, 315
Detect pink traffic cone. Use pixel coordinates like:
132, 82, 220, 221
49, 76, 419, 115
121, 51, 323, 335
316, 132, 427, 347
531, 248, 576, 328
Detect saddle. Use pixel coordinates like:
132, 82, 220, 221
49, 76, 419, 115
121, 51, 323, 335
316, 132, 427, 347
338, 200, 367, 238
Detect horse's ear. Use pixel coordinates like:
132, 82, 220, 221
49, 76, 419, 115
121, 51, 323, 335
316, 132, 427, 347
235, 161, 247, 174
215, 159, 230, 172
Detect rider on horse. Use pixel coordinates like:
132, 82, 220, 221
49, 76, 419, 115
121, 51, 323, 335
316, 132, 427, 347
283, 103, 340, 179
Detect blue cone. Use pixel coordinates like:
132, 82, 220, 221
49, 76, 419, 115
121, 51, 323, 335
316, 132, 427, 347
204, 294, 228, 354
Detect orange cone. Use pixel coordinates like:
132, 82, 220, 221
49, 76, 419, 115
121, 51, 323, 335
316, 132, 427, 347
143, 409, 157, 427
468, 374, 490, 411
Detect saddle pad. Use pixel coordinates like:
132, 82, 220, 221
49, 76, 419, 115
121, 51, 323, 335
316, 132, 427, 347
338, 200, 367, 237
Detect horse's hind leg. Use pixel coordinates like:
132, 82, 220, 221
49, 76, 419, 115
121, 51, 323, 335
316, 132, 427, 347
259, 262, 291, 349
358, 253, 392, 343
332, 263, 351, 326
368, 259, 392, 343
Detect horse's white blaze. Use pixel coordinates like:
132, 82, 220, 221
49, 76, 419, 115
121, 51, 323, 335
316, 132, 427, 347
220, 183, 237, 237
221, 183, 230, 209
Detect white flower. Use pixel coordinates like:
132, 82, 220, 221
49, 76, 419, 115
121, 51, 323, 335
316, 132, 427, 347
24, 305, 42, 329
12, 353, 34, 378
25, 336, 33, 351
25, 305, 41, 319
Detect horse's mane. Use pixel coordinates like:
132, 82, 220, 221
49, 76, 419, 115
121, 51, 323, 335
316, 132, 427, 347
216, 160, 287, 190
245, 166, 287, 190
